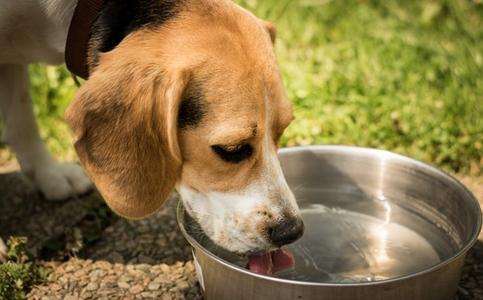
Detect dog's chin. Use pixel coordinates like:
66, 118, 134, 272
186, 213, 272, 255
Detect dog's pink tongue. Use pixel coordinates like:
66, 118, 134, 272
247, 249, 294, 275
247, 252, 273, 275
271, 248, 295, 273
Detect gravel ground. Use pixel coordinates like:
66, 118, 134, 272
0, 163, 482, 299
84, 199, 192, 266
0, 167, 202, 299
28, 259, 200, 299
25, 196, 202, 299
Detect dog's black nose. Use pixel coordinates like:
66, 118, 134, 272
269, 217, 304, 247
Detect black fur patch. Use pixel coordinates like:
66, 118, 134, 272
178, 84, 206, 129
88, 0, 185, 67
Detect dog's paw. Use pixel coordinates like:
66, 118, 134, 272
0, 238, 7, 262
32, 162, 93, 201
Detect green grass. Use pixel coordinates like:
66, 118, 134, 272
15, 0, 483, 175
0, 237, 49, 300
28, 65, 80, 161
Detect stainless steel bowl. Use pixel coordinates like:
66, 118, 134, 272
177, 145, 481, 300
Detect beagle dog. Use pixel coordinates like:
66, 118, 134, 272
0, 0, 304, 259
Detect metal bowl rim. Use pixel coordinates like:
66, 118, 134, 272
176, 145, 482, 287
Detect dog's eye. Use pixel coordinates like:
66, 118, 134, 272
211, 144, 253, 163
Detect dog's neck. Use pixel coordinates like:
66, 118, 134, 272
66, 0, 186, 79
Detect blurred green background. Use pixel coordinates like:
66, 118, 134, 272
3, 0, 482, 175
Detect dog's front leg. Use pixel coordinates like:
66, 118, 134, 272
0, 237, 6, 262
0, 64, 92, 200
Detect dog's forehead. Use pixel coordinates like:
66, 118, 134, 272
184, 60, 292, 139
200, 93, 263, 143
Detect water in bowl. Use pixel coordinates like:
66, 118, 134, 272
279, 204, 437, 282
184, 187, 459, 283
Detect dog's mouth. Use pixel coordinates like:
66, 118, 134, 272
181, 203, 296, 275
247, 248, 295, 275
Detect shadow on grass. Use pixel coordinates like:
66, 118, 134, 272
0, 170, 200, 298
0, 171, 109, 259
457, 240, 483, 300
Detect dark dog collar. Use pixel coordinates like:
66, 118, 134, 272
65, 0, 105, 79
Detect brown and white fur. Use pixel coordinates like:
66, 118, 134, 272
0, 0, 303, 259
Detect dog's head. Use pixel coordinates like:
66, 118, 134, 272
65, 0, 303, 254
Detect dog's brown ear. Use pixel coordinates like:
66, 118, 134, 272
65, 59, 187, 219
263, 21, 277, 44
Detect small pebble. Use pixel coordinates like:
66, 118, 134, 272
118, 281, 130, 289
129, 284, 144, 294
148, 282, 161, 290
85, 282, 98, 291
